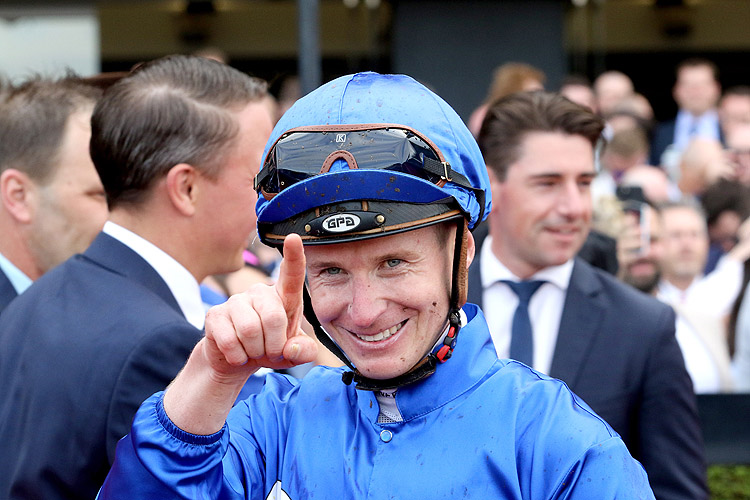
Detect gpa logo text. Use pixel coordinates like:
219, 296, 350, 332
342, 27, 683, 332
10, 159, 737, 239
322, 213, 361, 233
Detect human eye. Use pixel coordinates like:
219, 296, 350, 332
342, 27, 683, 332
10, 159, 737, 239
87, 188, 106, 199
385, 258, 402, 268
324, 267, 343, 275
531, 176, 558, 188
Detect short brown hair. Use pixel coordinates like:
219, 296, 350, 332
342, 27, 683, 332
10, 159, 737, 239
477, 90, 604, 180
0, 75, 102, 183
90, 55, 267, 209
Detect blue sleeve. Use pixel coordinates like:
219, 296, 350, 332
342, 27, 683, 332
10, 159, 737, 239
552, 438, 656, 500
97, 392, 238, 500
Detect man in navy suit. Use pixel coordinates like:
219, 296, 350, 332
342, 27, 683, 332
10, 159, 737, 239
0, 76, 108, 313
650, 58, 723, 168
470, 91, 708, 500
0, 55, 274, 500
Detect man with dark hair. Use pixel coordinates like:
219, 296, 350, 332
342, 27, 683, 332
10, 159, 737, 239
469, 90, 708, 500
0, 76, 108, 312
0, 55, 273, 500
619, 201, 739, 394
650, 57, 723, 167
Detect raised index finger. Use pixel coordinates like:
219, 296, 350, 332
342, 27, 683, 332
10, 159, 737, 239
275, 233, 306, 328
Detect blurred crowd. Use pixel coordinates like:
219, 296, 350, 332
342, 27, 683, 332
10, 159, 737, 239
0, 52, 749, 500
469, 58, 750, 395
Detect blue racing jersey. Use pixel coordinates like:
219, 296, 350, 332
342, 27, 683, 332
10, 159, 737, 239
98, 304, 655, 499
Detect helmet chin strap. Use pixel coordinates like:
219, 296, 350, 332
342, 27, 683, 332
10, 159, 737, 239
301, 219, 468, 391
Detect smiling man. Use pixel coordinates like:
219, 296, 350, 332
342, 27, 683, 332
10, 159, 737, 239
0, 55, 272, 500
99, 73, 655, 500
468, 91, 707, 500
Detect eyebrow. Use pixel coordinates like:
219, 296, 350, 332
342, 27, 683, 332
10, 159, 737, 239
528, 171, 597, 180
306, 250, 422, 269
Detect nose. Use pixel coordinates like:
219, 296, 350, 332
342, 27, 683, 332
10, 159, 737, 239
347, 277, 387, 330
557, 180, 590, 219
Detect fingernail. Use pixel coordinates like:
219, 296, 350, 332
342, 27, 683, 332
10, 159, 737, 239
289, 343, 300, 359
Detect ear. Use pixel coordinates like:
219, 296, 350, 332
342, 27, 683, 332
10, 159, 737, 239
465, 228, 476, 267
0, 169, 35, 224
165, 163, 199, 216
486, 166, 501, 185
485, 166, 504, 215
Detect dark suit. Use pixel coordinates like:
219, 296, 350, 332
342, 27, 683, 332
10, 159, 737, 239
649, 119, 677, 167
649, 117, 725, 167
0, 267, 18, 314
468, 227, 708, 500
0, 232, 203, 500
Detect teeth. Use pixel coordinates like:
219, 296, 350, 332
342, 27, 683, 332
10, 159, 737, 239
356, 321, 404, 342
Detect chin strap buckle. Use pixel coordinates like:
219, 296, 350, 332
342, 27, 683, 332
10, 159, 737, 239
436, 308, 461, 363
341, 371, 355, 385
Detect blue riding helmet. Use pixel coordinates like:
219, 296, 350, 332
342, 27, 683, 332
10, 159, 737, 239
255, 72, 491, 244
254, 72, 491, 390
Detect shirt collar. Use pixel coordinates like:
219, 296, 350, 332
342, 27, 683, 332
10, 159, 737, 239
103, 221, 205, 329
0, 252, 32, 295
479, 234, 573, 291
657, 278, 698, 304
676, 109, 719, 130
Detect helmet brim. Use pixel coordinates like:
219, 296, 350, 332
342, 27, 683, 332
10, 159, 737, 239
257, 169, 455, 224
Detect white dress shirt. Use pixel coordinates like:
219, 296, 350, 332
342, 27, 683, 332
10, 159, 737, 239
657, 255, 743, 318
0, 251, 32, 295
733, 283, 750, 392
479, 235, 573, 374
103, 221, 205, 329
673, 313, 722, 394
656, 256, 742, 393
673, 109, 721, 153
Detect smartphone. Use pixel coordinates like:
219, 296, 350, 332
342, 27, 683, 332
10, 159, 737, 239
616, 186, 650, 256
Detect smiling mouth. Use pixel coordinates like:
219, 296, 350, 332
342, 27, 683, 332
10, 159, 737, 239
355, 321, 406, 342
549, 226, 579, 235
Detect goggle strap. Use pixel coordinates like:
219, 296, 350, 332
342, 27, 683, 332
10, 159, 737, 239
423, 156, 486, 227
422, 156, 472, 189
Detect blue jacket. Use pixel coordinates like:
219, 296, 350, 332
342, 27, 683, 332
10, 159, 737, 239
0, 232, 203, 500
0, 267, 18, 314
98, 304, 655, 500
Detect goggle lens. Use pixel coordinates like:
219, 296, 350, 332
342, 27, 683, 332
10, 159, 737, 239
256, 126, 447, 195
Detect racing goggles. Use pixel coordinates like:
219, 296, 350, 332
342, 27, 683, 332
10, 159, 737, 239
254, 124, 474, 198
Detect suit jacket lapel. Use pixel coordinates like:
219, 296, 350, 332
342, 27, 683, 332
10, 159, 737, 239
0, 268, 18, 312
549, 258, 606, 387
80, 232, 183, 316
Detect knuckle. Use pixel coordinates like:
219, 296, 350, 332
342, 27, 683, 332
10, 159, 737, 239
263, 309, 288, 333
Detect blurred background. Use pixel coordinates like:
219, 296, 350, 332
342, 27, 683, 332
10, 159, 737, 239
1, 0, 749, 123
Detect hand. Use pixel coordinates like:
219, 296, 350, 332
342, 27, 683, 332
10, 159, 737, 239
203, 233, 318, 386
616, 211, 643, 276
163, 234, 318, 435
